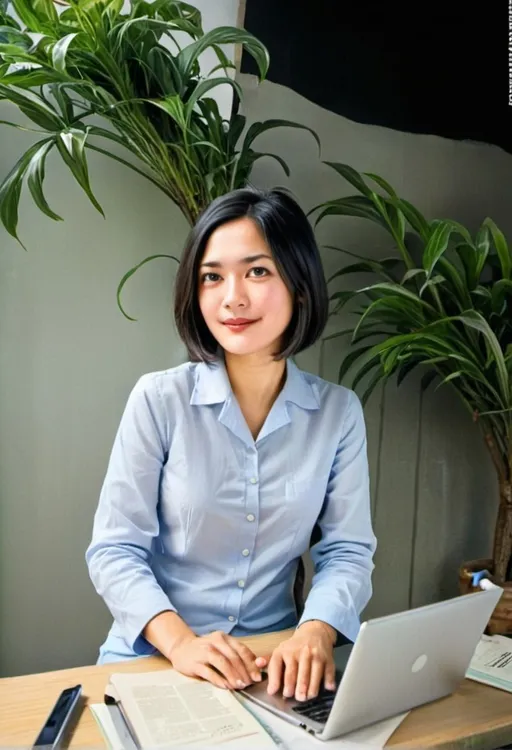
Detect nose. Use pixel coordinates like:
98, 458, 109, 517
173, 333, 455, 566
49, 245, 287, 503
222, 275, 248, 309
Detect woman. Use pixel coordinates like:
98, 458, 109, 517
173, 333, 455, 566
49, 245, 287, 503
86, 186, 377, 703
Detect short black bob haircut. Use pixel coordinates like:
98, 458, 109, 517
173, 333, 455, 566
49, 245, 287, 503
174, 186, 329, 362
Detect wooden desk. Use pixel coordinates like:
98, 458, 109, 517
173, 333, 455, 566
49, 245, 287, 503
1, 629, 512, 749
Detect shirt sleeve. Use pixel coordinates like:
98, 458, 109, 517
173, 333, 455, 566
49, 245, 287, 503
298, 389, 377, 643
85, 373, 176, 654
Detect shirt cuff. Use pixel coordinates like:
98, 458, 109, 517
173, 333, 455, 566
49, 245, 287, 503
123, 594, 178, 655
298, 597, 361, 644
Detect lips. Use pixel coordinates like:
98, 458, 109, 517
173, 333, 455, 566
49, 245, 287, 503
222, 318, 258, 332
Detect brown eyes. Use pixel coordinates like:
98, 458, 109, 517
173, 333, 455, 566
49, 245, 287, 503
200, 267, 270, 284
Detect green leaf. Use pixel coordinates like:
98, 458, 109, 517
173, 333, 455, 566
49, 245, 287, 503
178, 26, 269, 79
363, 172, 398, 197
387, 202, 406, 244
51, 32, 79, 73
401, 268, 426, 284
327, 259, 398, 284
184, 76, 242, 121
419, 275, 445, 297
491, 279, 512, 315
147, 94, 187, 129
116, 253, 180, 320
423, 220, 460, 277
483, 217, 511, 280
248, 151, 291, 177
0, 25, 31, 46
0, 83, 63, 130
361, 366, 386, 406
311, 195, 387, 228
321, 328, 353, 342
56, 128, 104, 216
435, 370, 462, 391
0, 139, 45, 243
25, 139, 62, 221
351, 293, 427, 342
436, 257, 471, 308
444, 219, 473, 245
475, 224, 490, 279
328, 290, 357, 313
454, 310, 508, 403
356, 281, 430, 306
323, 162, 372, 197
338, 345, 374, 383
11, 0, 58, 32
392, 197, 430, 240
241, 119, 321, 156
352, 356, 382, 391
455, 242, 479, 290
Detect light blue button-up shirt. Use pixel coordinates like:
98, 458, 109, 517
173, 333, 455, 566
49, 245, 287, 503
86, 357, 377, 663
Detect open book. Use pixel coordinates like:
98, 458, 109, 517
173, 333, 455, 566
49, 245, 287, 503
91, 668, 408, 750
100, 668, 277, 748
466, 634, 512, 693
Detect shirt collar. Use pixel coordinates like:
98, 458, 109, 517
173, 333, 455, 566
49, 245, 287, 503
190, 357, 320, 411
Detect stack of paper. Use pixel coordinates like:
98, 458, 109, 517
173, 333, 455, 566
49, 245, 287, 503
466, 634, 512, 693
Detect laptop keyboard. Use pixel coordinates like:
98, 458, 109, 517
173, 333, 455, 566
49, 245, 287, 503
291, 689, 336, 725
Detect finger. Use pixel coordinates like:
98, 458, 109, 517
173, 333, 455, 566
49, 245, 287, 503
255, 655, 268, 669
216, 639, 254, 687
229, 640, 263, 683
307, 649, 325, 700
294, 647, 311, 701
204, 645, 243, 690
324, 658, 337, 692
196, 663, 228, 690
283, 654, 299, 700
266, 651, 284, 695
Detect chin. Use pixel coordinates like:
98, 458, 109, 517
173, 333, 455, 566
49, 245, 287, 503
216, 335, 277, 358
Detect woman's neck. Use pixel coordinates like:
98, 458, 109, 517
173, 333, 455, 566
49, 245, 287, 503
224, 352, 287, 413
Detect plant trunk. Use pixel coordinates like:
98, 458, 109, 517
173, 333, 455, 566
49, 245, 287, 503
492, 480, 512, 584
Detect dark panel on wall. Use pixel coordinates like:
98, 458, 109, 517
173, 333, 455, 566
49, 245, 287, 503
241, 0, 512, 154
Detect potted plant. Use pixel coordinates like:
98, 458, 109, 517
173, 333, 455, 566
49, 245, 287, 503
0, 0, 318, 316
310, 162, 512, 634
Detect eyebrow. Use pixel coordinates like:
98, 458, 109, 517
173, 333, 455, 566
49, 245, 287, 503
200, 253, 273, 269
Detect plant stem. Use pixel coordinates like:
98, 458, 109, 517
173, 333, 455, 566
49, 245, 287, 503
482, 428, 508, 482
493, 480, 512, 583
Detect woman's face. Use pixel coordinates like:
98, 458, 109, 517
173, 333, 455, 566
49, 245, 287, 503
198, 217, 294, 359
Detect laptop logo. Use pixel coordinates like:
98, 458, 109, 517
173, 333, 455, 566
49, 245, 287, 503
411, 654, 428, 673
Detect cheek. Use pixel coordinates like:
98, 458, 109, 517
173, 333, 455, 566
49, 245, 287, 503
259, 283, 293, 319
198, 290, 215, 322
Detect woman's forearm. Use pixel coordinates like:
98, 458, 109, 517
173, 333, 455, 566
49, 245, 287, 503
143, 610, 197, 661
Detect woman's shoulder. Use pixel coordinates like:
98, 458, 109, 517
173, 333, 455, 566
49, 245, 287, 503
130, 361, 200, 402
298, 366, 361, 410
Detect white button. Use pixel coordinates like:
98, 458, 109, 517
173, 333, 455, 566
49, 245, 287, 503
246, 514, 255, 522
238, 579, 245, 588
228, 616, 236, 622
249, 477, 258, 484
242, 549, 250, 557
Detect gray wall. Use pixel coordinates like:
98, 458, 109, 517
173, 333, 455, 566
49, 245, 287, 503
0, 4, 509, 676
239, 73, 507, 618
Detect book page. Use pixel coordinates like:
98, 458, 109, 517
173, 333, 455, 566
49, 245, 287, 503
466, 635, 512, 692
110, 670, 276, 747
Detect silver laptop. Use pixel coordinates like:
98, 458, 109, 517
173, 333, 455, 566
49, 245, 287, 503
240, 585, 503, 740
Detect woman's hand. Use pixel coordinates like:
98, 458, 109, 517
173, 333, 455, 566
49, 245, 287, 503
266, 620, 337, 701
168, 630, 267, 690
